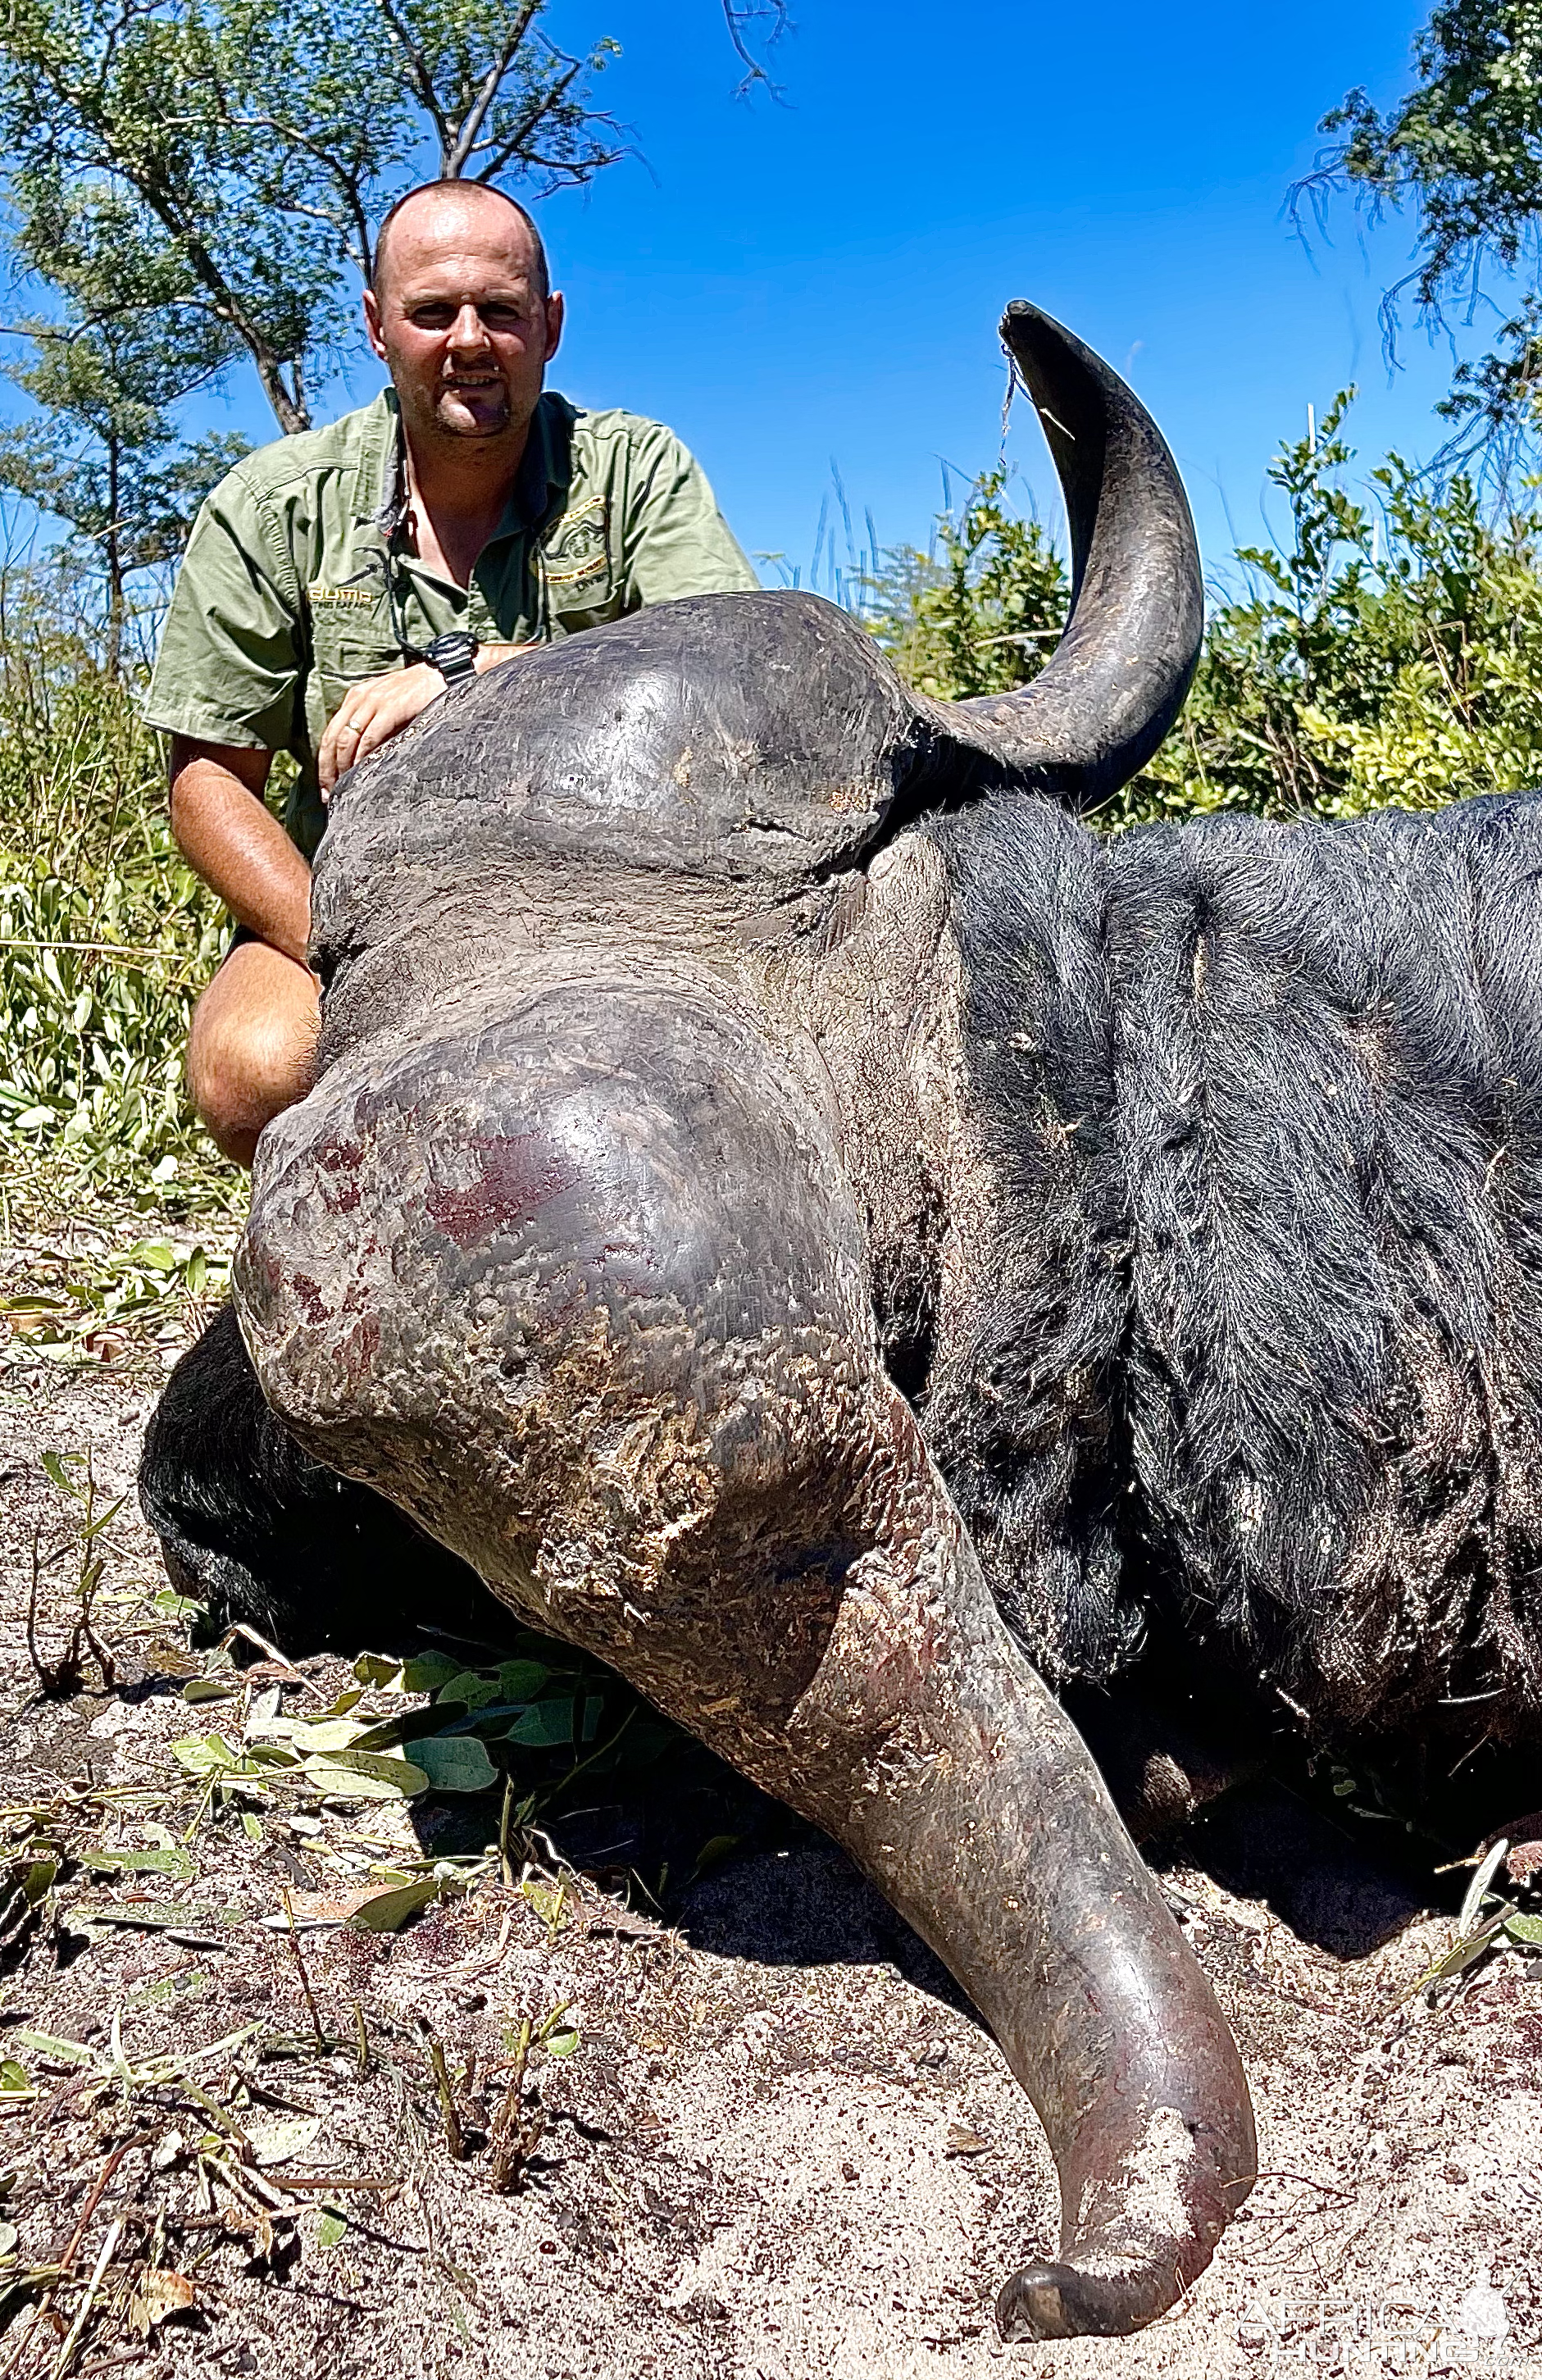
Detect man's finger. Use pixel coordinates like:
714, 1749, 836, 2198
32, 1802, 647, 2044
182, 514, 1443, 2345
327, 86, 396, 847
353, 699, 415, 762
320, 694, 373, 790
350, 671, 444, 763
320, 664, 443, 790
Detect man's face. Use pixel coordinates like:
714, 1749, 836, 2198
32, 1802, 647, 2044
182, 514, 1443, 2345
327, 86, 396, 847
364, 195, 564, 452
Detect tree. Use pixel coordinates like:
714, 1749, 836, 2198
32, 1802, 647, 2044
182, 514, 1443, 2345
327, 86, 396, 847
1304, 2, 1542, 446
0, 312, 246, 673
0, 0, 791, 442
0, 0, 626, 437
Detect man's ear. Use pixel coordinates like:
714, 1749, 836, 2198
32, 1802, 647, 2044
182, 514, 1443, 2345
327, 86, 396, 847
362, 287, 389, 365
544, 292, 565, 364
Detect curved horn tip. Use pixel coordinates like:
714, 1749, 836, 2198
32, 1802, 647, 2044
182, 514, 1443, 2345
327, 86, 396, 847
997, 2265, 1100, 2344
996, 2262, 1180, 2345
937, 294, 1203, 806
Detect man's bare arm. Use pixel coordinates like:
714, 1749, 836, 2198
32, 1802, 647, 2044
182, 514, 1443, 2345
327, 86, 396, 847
168, 737, 312, 967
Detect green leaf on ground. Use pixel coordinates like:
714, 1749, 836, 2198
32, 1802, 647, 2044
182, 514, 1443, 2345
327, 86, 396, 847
496, 1661, 550, 1701
9, 1856, 59, 1905
302, 1753, 429, 1800
290, 1718, 373, 1754
403, 1736, 498, 1794
11, 2029, 93, 2064
153, 1588, 203, 1620
348, 1703, 469, 1753
82, 1846, 193, 1878
40, 1449, 84, 1497
504, 1699, 580, 1750
434, 1671, 503, 1711
399, 1652, 466, 1694
348, 1877, 443, 1932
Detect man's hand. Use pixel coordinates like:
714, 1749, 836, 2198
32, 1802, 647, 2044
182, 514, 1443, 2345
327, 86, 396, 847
319, 644, 538, 794
318, 661, 445, 794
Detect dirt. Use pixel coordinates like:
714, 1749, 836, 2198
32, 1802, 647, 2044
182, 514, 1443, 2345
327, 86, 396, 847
1, 1223, 1540, 2380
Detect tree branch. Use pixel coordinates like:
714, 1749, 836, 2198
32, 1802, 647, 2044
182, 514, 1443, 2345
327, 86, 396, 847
374, 0, 453, 160
445, 41, 521, 178
720, 0, 789, 100
469, 56, 627, 188
211, 108, 378, 281
444, 2, 540, 176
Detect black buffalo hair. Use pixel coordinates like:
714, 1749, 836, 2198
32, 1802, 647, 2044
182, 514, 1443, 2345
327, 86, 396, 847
927, 789, 1542, 1744
919, 794, 1139, 1685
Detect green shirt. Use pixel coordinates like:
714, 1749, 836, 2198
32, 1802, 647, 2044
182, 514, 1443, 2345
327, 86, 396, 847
143, 388, 760, 857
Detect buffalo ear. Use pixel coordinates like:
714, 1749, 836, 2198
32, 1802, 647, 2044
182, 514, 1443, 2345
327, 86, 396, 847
928, 300, 1203, 808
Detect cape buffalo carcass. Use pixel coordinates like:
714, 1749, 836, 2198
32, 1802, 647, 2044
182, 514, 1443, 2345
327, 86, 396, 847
141, 303, 1542, 2342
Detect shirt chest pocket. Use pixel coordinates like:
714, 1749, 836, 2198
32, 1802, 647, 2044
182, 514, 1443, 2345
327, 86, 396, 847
307, 585, 402, 725
540, 497, 617, 626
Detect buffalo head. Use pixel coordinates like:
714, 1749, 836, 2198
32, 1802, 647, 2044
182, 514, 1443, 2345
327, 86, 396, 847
149, 303, 1254, 2340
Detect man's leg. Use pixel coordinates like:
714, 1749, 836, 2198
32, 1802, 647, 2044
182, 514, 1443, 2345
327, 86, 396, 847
186, 938, 320, 1167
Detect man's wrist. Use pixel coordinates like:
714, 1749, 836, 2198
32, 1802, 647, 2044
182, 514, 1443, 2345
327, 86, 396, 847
424, 630, 479, 685
474, 641, 538, 672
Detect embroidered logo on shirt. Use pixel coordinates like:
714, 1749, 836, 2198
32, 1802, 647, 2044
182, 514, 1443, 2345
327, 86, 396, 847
541, 498, 611, 589
307, 584, 379, 608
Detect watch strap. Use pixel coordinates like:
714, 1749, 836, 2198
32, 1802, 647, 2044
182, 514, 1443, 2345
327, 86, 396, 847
425, 630, 480, 683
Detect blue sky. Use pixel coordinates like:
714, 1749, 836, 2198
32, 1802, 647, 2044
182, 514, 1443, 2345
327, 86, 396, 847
512, 0, 1468, 587
4, 1, 1505, 591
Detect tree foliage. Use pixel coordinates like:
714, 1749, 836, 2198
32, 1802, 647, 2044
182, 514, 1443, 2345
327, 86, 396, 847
1308, 2, 1542, 443
0, 0, 623, 436
0, 316, 245, 671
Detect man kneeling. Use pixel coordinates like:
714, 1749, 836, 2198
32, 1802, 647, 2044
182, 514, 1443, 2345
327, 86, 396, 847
144, 178, 757, 1166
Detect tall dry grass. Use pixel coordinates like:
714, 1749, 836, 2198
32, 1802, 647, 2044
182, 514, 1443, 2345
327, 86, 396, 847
0, 567, 234, 1222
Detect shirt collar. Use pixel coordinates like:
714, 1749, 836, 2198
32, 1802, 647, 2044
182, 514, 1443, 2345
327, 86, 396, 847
366, 387, 575, 544
367, 389, 407, 536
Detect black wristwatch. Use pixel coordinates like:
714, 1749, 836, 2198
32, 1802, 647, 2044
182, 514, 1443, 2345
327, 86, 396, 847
425, 629, 480, 685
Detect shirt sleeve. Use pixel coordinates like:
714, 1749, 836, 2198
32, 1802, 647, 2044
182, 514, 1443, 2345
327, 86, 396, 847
142, 467, 305, 752
618, 422, 761, 608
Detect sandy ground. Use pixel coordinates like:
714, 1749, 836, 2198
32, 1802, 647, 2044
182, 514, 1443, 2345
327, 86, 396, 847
1, 1232, 1540, 2380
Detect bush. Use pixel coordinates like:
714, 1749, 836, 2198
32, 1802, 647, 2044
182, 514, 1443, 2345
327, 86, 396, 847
0, 576, 234, 1220
866, 468, 1068, 701
868, 395, 1542, 829
1144, 393, 1542, 823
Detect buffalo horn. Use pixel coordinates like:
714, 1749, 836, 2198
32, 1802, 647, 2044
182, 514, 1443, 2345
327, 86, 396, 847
937, 299, 1203, 806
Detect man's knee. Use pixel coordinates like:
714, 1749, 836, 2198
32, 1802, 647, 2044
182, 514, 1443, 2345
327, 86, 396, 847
188, 949, 319, 1166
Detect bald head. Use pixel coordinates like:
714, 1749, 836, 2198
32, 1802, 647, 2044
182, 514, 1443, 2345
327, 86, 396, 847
372, 180, 550, 303
363, 180, 564, 461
